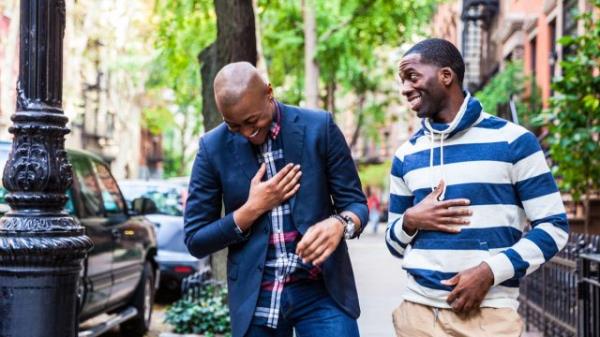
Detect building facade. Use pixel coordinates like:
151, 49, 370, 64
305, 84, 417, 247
0, 0, 19, 140
430, 0, 595, 107
0, 0, 163, 180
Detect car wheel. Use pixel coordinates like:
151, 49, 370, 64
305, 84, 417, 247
121, 261, 155, 337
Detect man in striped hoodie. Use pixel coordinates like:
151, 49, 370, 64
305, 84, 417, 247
386, 38, 569, 337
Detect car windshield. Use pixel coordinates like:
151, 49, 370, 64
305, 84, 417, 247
120, 183, 183, 217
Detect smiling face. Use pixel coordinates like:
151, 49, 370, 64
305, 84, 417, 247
220, 84, 275, 145
398, 53, 449, 119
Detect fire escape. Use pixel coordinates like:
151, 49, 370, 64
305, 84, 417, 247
461, 0, 499, 92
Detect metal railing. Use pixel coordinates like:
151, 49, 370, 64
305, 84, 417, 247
180, 269, 213, 301
579, 253, 600, 337
519, 233, 600, 337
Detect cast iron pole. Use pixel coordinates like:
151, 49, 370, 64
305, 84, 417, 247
0, 0, 93, 336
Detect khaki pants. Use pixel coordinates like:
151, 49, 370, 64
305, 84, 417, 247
392, 301, 524, 337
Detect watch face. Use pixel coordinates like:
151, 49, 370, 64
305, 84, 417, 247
345, 218, 355, 236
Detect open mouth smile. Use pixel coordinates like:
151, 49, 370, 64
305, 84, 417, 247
407, 94, 422, 110
249, 128, 261, 138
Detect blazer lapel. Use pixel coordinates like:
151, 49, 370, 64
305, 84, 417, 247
229, 133, 259, 181
280, 104, 305, 211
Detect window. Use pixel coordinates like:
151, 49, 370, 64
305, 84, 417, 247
562, 0, 578, 57
72, 156, 103, 218
530, 36, 537, 77
549, 18, 557, 95
93, 161, 125, 215
120, 183, 184, 216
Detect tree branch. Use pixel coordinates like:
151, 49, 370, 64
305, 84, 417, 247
319, 0, 376, 42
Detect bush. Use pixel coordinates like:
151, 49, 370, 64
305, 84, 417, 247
546, 0, 600, 201
164, 282, 231, 337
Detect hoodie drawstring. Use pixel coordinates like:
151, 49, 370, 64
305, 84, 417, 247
429, 131, 435, 193
429, 132, 446, 201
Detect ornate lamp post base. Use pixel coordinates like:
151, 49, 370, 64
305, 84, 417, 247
0, 1, 93, 336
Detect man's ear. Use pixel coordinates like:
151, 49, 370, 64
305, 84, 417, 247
267, 83, 274, 100
439, 67, 454, 87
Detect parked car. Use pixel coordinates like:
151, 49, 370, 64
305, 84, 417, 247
119, 179, 210, 296
0, 141, 159, 337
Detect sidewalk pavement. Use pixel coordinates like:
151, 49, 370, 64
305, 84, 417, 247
348, 230, 407, 337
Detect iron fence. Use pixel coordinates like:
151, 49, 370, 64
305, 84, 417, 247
180, 269, 213, 301
519, 233, 600, 337
579, 253, 600, 337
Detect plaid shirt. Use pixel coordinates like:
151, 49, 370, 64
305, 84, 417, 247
251, 104, 321, 328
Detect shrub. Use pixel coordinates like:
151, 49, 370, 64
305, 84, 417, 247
164, 282, 231, 337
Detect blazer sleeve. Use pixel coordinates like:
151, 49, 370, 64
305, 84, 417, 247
184, 137, 249, 259
324, 112, 369, 230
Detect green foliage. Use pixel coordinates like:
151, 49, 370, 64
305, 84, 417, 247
145, 0, 441, 175
359, 160, 392, 189
146, 0, 215, 176
546, 0, 600, 201
143, 106, 175, 136
475, 61, 542, 130
165, 283, 231, 336
476, 61, 524, 115
258, 0, 439, 145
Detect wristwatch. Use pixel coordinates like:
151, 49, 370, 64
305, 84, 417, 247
332, 214, 358, 239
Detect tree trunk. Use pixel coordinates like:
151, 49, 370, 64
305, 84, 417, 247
197, 0, 257, 282
302, 0, 319, 108
326, 81, 336, 113
178, 114, 187, 176
350, 94, 366, 150
198, 0, 257, 133
253, 0, 269, 81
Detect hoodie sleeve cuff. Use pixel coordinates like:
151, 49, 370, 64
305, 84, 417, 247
484, 253, 515, 286
391, 216, 418, 245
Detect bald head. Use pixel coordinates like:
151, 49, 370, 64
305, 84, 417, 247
213, 62, 275, 145
214, 62, 269, 110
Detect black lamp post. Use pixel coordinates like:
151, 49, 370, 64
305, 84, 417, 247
0, 1, 93, 336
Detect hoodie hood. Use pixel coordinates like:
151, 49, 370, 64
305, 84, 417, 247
422, 92, 482, 138
417, 93, 483, 201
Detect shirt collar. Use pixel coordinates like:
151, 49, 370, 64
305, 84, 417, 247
269, 101, 282, 140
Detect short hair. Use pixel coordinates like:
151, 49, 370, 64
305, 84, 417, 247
404, 38, 465, 86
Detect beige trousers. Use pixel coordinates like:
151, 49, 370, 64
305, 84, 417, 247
392, 301, 524, 337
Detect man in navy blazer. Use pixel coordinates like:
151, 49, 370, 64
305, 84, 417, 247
184, 62, 368, 337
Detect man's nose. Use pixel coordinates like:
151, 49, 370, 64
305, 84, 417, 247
401, 82, 414, 97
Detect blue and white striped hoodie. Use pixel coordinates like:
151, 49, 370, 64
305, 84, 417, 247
386, 93, 569, 309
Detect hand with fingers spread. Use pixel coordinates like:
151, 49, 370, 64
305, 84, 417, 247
295, 216, 348, 266
403, 180, 472, 235
234, 163, 302, 231
441, 262, 494, 314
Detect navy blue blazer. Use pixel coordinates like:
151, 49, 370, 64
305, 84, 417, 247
184, 103, 368, 337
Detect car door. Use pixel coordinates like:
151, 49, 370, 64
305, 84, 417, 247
92, 160, 144, 305
70, 154, 114, 319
